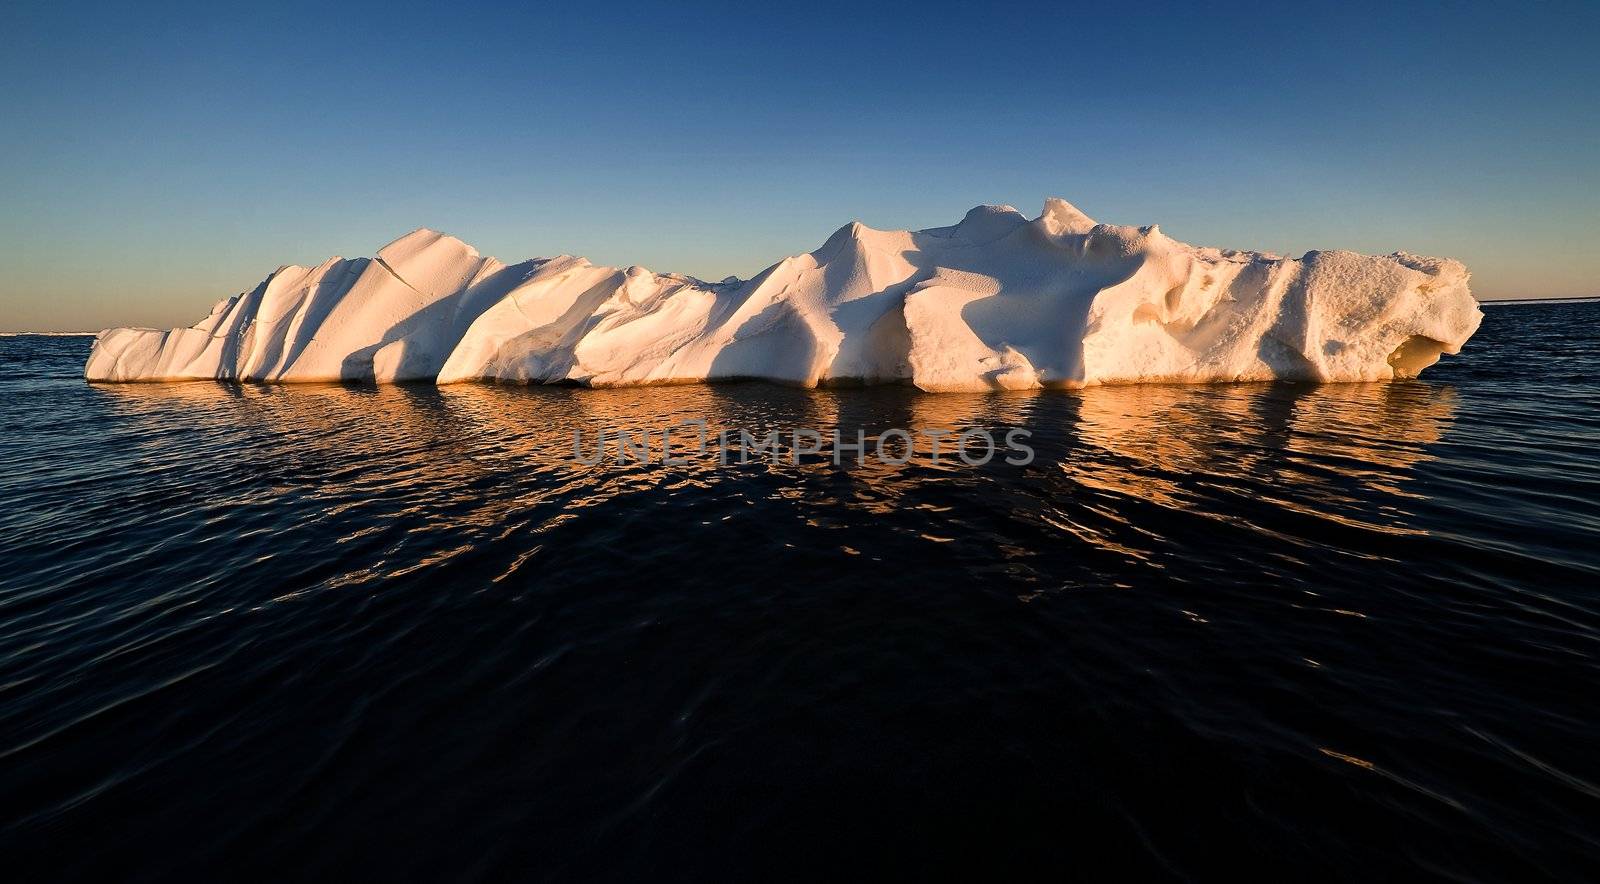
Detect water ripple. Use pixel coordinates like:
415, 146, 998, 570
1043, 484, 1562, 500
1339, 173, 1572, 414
1, 307, 1598, 881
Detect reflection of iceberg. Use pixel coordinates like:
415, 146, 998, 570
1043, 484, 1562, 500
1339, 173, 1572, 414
85, 200, 1481, 390
1068, 382, 1458, 529
1075, 383, 1456, 473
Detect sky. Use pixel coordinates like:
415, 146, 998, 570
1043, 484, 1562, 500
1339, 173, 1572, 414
2, 0, 1596, 332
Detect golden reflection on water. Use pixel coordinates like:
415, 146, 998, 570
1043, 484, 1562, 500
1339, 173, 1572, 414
92, 379, 1458, 552
1068, 383, 1457, 518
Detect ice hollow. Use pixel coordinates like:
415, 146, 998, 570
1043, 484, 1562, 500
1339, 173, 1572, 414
85, 199, 1482, 390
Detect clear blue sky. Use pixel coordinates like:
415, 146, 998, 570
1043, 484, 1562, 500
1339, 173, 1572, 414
2, 0, 1596, 331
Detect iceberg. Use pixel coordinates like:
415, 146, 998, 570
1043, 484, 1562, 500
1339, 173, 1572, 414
85, 199, 1481, 390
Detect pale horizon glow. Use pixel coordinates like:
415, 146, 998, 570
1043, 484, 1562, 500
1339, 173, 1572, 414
3, 0, 1597, 333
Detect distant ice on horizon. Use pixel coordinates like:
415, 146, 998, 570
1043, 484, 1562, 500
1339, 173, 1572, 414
1478, 296, 1599, 306
84, 199, 1483, 390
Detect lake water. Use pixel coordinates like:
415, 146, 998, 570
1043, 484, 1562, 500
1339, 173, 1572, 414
2, 305, 1597, 880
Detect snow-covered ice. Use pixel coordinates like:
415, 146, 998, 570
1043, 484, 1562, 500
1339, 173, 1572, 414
85, 199, 1482, 389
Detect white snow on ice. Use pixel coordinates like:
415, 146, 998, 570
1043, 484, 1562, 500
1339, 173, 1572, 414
85, 199, 1482, 390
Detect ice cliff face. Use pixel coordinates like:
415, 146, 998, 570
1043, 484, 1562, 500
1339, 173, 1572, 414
85, 199, 1482, 390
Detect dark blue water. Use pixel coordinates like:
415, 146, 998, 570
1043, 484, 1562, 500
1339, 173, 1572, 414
2, 305, 1597, 882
